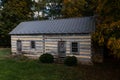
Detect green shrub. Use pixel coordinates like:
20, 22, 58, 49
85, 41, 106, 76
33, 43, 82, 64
39, 53, 54, 63
64, 56, 77, 66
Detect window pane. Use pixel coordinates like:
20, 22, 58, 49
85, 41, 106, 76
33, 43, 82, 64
72, 48, 78, 52
72, 42, 78, 52
31, 41, 35, 49
72, 43, 77, 47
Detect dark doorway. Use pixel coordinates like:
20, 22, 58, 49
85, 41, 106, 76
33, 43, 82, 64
17, 40, 22, 52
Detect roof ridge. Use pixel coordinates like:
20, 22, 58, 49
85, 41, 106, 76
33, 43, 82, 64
22, 16, 95, 23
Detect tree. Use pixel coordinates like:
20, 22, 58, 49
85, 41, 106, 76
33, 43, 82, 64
107, 21, 120, 58
83, 0, 97, 16
96, 0, 120, 23
0, 0, 33, 47
62, 0, 97, 18
93, 0, 120, 58
32, 0, 46, 20
44, 0, 63, 19
62, 0, 86, 18
32, 0, 62, 20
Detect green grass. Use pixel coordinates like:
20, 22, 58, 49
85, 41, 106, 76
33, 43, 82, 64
0, 48, 120, 80
0, 48, 11, 56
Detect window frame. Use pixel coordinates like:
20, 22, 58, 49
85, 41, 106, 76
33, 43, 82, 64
71, 42, 79, 54
31, 41, 36, 49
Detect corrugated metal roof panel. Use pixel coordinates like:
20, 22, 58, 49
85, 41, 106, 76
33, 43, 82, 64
9, 16, 95, 35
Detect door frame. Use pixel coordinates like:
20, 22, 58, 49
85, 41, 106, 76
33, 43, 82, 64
17, 40, 22, 52
58, 41, 66, 57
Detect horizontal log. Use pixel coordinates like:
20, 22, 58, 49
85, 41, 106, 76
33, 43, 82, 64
80, 50, 91, 53
45, 44, 57, 47
45, 39, 91, 42
66, 51, 70, 54
11, 35, 43, 38
80, 43, 91, 45
80, 44, 91, 46
11, 38, 43, 41
80, 51, 91, 54
11, 48, 16, 51
45, 47, 57, 50
80, 54, 91, 56
74, 55, 91, 59
45, 35, 91, 39
80, 45, 91, 48
11, 39, 91, 43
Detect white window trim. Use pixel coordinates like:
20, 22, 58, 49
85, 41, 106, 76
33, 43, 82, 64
71, 42, 79, 55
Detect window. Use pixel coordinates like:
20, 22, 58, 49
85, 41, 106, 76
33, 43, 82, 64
31, 41, 36, 49
71, 42, 78, 53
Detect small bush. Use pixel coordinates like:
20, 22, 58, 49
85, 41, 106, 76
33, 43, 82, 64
39, 53, 54, 63
64, 56, 77, 66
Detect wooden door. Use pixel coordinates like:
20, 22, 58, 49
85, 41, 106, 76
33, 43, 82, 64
58, 41, 66, 57
17, 40, 22, 52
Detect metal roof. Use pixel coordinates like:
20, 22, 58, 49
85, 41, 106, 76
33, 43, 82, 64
9, 16, 95, 35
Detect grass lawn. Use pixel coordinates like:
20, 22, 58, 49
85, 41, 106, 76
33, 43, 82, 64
0, 48, 120, 80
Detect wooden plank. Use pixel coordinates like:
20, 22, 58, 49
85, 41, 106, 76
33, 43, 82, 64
45, 44, 57, 46
45, 47, 57, 49
80, 44, 91, 46
11, 44, 16, 46
66, 48, 70, 51
80, 49, 91, 52
45, 50, 58, 53
11, 35, 91, 41
12, 38, 42, 41
45, 44, 57, 47
12, 48, 16, 51
80, 45, 91, 48
80, 42, 91, 45
11, 35, 43, 38
35, 45, 43, 47
45, 38, 91, 42
11, 36, 43, 39
66, 51, 70, 54
45, 35, 91, 39
75, 55, 91, 59
80, 54, 91, 56
11, 35, 43, 40
12, 46, 16, 49
11, 40, 16, 42
80, 51, 91, 55
45, 42, 57, 45
22, 43, 43, 46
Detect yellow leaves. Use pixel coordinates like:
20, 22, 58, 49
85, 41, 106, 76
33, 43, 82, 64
107, 38, 120, 58
92, 29, 105, 46
98, 36, 104, 45
110, 21, 120, 28
62, 0, 86, 17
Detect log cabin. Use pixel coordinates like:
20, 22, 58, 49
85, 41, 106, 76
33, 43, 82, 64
9, 16, 95, 63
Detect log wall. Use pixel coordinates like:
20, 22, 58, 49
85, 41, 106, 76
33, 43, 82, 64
11, 34, 92, 62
